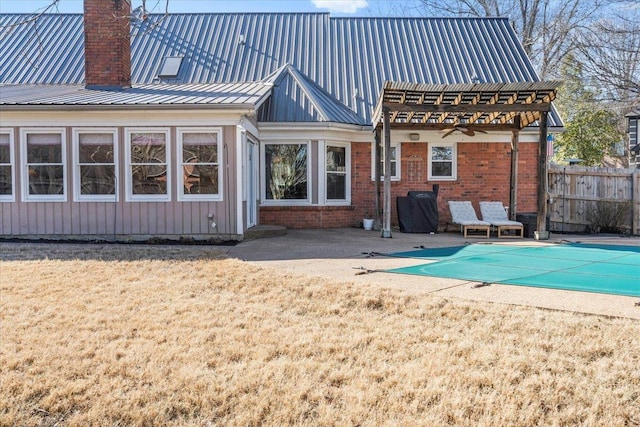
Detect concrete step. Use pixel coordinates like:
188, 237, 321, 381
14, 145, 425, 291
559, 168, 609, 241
244, 224, 287, 240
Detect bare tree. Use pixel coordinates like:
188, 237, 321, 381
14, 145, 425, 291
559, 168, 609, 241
574, 11, 640, 103
413, 0, 615, 80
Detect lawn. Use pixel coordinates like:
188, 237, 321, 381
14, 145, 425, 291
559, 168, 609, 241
1, 243, 639, 426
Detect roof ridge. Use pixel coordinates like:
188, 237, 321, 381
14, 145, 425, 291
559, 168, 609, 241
286, 66, 331, 122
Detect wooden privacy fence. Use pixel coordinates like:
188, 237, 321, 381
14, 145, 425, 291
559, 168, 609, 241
548, 166, 640, 235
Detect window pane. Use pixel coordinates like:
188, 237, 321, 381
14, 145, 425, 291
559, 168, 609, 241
131, 165, 167, 194
266, 144, 307, 200
28, 165, 63, 194
326, 146, 346, 172
131, 133, 166, 163
432, 146, 452, 161
27, 134, 62, 163
327, 173, 346, 199
183, 143, 217, 163
183, 165, 218, 194
432, 161, 452, 177
0, 165, 11, 195
79, 134, 114, 163
0, 134, 9, 164
80, 165, 116, 195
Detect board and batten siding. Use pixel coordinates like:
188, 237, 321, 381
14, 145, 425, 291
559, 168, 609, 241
0, 122, 240, 241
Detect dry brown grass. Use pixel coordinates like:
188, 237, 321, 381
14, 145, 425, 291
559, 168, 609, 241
1, 243, 639, 427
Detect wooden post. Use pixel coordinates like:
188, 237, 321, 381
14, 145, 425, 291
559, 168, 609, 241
633, 169, 639, 235
382, 107, 392, 238
509, 128, 519, 221
374, 127, 382, 228
536, 111, 549, 239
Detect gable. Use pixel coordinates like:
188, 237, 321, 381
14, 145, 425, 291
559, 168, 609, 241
257, 64, 364, 125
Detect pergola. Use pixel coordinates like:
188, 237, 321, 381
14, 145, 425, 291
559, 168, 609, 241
372, 81, 562, 238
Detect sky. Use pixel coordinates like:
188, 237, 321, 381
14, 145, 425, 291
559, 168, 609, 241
0, 0, 413, 16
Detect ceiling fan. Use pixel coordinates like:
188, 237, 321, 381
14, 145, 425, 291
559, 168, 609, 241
441, 123, 487, 138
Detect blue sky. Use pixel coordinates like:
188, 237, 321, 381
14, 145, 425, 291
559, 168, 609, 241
0, 0, 414, 16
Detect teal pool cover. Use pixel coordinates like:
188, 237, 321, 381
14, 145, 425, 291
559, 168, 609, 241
386, 243, 640, 297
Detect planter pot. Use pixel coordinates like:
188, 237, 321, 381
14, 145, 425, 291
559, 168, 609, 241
534, 230, 550, 240
363, 218, 374, 231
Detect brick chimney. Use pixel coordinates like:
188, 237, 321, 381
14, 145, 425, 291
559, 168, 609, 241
84, 0, 132, 89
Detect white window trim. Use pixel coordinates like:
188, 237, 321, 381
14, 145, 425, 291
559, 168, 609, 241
20, 127, 67, 202
72, 128, 118, 202
0, 128, 15, 202
176, 127, 223, 202
124, 127, 171, 202
320, 140, 351, 205
260, 140, 312, 206
371, 142, 401, 181
428, 141, 457, 181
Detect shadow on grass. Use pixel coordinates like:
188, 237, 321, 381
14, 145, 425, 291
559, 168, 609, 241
0, 241, 230, 262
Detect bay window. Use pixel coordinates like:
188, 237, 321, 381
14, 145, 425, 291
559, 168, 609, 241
324, 143, 350, 203
264, 142, 309, 203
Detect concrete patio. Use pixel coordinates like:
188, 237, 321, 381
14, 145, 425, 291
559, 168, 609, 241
229, 228, 640, 319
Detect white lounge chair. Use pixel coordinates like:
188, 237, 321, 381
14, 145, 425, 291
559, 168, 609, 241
447, 201, 491, 238
479, 201, 524, 238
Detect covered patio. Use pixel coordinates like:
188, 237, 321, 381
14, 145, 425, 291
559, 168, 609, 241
372, 81, 561, 238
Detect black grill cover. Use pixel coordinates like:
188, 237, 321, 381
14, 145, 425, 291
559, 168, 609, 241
397, 191, 439, 233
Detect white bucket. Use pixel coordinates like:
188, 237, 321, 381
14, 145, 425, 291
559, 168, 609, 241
363, 218, 374, 230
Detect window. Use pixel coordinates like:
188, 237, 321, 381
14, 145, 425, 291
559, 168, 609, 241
21, 128, 66, 201
0, 129, 14, 201
428, 142, 457, 181
177, 128, 222, 200
158, 56, 183, 78
263, 142, 309, 203
125, 128, 170, 201
371, 142, 401, 181
73, 129, 117, 201
324, 142, 350, 203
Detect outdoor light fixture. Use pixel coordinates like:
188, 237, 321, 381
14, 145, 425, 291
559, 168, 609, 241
409, 133, 420, 141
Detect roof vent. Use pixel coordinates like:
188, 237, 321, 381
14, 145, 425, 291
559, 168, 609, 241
158, 56, 183, 78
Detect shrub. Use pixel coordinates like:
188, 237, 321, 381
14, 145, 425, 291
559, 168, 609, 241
585, 200, 632, 234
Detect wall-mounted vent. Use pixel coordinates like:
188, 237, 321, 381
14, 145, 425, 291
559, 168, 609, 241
158, 56, 183, 78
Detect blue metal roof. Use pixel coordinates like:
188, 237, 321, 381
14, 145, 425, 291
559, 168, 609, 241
0, 82, 272, 107
258, 64, 365, 125
0, 13, 558, 125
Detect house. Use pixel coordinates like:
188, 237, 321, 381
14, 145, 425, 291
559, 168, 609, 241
0, 0, 561, 241
627, 110, 639, 168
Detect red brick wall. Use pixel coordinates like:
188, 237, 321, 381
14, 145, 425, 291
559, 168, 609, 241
84, 0, 132, 88
259, 206, 356, 228
259, 140, 540, 229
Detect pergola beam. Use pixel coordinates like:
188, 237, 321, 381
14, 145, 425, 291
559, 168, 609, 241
381, 102, 552, 114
